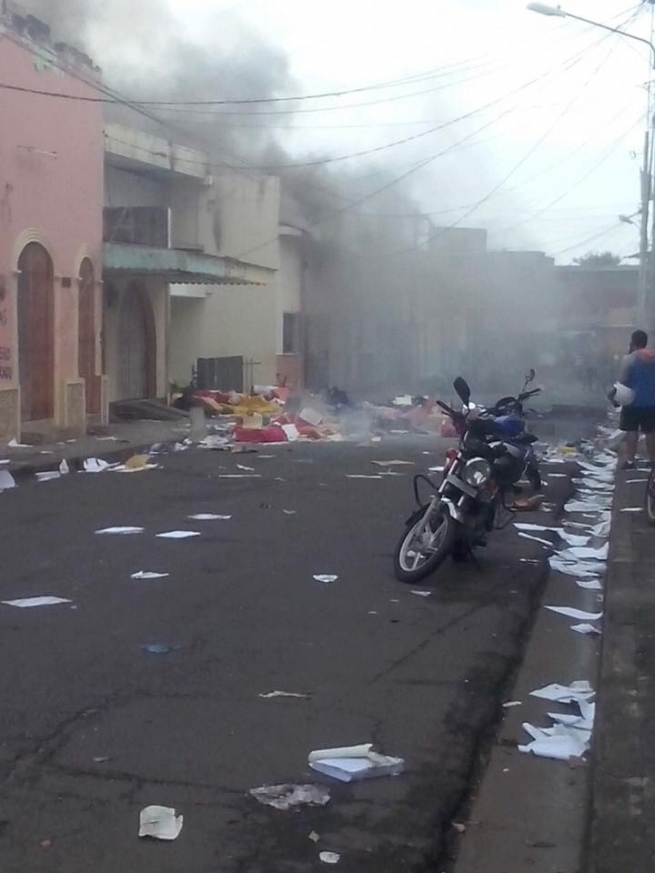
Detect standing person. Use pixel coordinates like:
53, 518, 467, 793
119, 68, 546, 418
613, 329, 655, 469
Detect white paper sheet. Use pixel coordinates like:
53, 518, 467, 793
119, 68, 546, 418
576, 578, 603, 590
411, 590, 432, 597
156, 531, 201, 539
131, 572, 170, 580
0, 470, 16, 491
83, 458, 110, 473
281, 423, 300, 442
530, 680, 595, 704
237, 464, 255, 472
566, 544, 609, 561
313, 575, 338, 584
565, 500, 611, 513
518, 532, 552, 547
35, 471, 60, 482
518, 722, 590, 760
320, 852, 341, 865
8, 438, 30, 448
188, 514, 231, 521
371, 460, 414, 467
571, 622, 602, 635
59, 459, 70, 475
545, 606, 603, 621
249, 784, 330, 810
346, 475, 383, 480
3, 596, 72, 608
219, 474, 262, 479
96, 526, 144, 535
138, 806, 183, 841
620, 507, 643, 513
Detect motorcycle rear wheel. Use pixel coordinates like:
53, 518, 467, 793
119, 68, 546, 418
393, 509, 455, 583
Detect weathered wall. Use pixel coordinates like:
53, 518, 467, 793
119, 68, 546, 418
0, 24, 104, 436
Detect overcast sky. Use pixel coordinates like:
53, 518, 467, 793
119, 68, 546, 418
92, 0, 655, 262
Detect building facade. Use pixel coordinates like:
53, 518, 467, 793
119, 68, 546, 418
0, 4, 104, 440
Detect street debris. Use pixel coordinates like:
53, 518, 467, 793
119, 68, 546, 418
576, 578, 603, 590
518, 721, 590, 761
346, 474, 383, 480
96, 527, 144, 535
510, 495, 544, 512
283, 510, 297, 515
188, 514, 231, 521
2, 596, 72, 608
59, 459, 70, 475
517, 532, 551, 547
131, 572, 170, 580
83, 458, 110, 473
308, 743, 406, 782
320, 852, 341, 865
545, 606, 603, 621
503, 701, 522, 708
410, 590, 432, 597
258, 691, 311, 699
249, 784, 331, 811
142, 644, 179, 655
8, 438, 30, 448
371, 460, 414, 467
219, 474, 262, 479
156, 531, 201, 539
620, 507, 643, 513
35, 471, 61, 483
530, 680, 595, 704
0, 470, 16, 491
236, 464, 255, 472
313, 575, 338, 584
571, 623, 602, 635
138, 806, 184, 840
309, 831, 321, 843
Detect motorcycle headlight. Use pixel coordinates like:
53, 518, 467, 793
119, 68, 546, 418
463, 457, 491, 487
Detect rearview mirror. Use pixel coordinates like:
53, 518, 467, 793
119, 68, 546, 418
526, 368, 536, 384
453, 376, 471, 406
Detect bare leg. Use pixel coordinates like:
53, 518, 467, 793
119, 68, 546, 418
646, 432, 655, 464
625, 431, 638, 463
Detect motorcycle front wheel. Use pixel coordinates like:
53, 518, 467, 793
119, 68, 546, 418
393, 508, 455, 583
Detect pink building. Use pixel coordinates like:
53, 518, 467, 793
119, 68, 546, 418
0, 4, 104, 441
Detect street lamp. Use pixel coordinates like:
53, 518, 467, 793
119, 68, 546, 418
528, 3, 655, 326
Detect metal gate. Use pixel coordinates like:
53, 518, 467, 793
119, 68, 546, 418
196, 357, 244, 393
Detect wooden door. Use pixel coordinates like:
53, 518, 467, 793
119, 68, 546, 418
118, 288, 155, 400
17, 243, 54, 421
78, 259, 99, 413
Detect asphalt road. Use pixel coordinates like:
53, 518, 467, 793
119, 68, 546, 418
0, 436, 567, 872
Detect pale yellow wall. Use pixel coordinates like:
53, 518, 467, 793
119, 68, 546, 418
276, 232, 303, 353
212, 175, 280, 270
170, 296, 205, 387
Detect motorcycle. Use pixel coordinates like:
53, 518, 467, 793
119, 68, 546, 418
392, 375, 540, 584
480, 368, 542, 492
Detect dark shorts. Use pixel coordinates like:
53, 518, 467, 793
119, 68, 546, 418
620, 406, 655, 433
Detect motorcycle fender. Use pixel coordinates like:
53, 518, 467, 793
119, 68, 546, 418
404, 504, 430, 527
440, 497, 465, 524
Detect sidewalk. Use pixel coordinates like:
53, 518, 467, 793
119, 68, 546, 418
586, 463, 655, 873
0, 419, 190, 479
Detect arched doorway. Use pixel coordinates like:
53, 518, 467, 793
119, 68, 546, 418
118, 284, 156, 400
17, 242, 54, 421
78, 258, 99, 414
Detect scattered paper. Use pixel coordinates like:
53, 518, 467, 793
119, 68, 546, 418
2, 596, 72, 608
346, 474, 383, 480
576, 578, 603, 591
410, 590, 432, 597
429, 466, 445, 473
515, 523, 555, 532
503, 701, 522, 708
258, 691, 311, 699
518, 722, 590, 760
518, 532, 551, 547
131, 571, 170, 580
565, 501, 610, 513
0, 459, 9, 464
237, 464, 255, 472
320, 852, 341, 865
83, 458, 110, 473
35, 471, 61, 482
545, 606, 603, 621
571, 623, 602, 635
188, 514, 231, 521
281, 423, 300, 442
566, 544, 609, 561
313, 575, 338, 584
283, 510, 297, 516
309, 831, 321, 843
371, 460, 414, 467
549, 557, 604, 579
138, 806, 183, 841
249, 784, 330, 811
142, 643, 178, 654
0, 470, 16, 491
59, 459, 70, 475
547, 473, 567, 478
530, 680, 595, 704
308, 744, 405, 782
620, 507, 643, 513
8, 438, 30, 448
220, 474, 262, 479
626, 478, 649, 484
156, 531, 201, 540
96, 526, 144, 535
